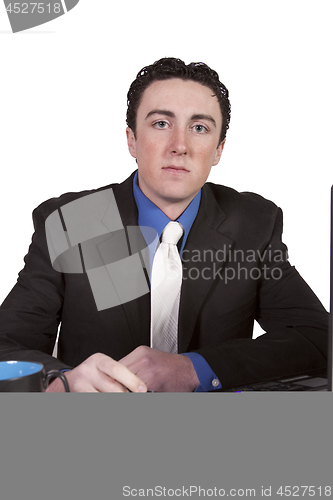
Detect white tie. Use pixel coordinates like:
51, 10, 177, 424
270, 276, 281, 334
150, 221, 184, 353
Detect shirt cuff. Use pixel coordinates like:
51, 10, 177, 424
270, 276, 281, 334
182, 352, 222, 392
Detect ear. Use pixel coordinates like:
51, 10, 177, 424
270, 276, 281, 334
212, 138, 226, 166
126, 127, 137, 158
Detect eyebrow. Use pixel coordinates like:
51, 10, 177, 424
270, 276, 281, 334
191, 114, 217, 128
145, 110, 175, 119
145, 110, 217, 127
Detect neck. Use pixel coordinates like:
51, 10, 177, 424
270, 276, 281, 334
137, 174, 199, 220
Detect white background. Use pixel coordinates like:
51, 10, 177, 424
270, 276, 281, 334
0, 0, 332, 318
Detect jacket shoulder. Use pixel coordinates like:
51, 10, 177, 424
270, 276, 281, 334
33, 172, 136, 221
33, 183, 119, 220
205, 182, 279, 217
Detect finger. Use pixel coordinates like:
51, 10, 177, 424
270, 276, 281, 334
65, 367, 129, 393
92, 370, 130, 393
97, 355, 147, 393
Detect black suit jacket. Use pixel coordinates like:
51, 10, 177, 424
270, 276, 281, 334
0, 172, 328, 389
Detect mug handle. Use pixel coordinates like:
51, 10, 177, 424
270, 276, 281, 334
45, 370, 70, 392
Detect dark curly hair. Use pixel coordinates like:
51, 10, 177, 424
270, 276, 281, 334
126, 57, 231, 146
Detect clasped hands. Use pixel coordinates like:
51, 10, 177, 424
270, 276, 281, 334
46, 347, 199, 393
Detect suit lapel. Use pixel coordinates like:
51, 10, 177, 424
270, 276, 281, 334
109, 173, 151, 347
178, 184, 235, 352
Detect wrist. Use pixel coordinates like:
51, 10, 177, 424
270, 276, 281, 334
45, 377, 67, 393
181, 354, 200, 391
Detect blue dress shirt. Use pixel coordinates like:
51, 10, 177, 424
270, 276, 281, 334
133, 171, 222, 392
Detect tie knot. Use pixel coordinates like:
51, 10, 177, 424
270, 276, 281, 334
162, 222, 183, 245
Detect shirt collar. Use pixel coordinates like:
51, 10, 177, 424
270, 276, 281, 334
133, 170, 201, 253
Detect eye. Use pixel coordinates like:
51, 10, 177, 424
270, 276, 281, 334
192, 124, 209, 133
153, 120, 169, 129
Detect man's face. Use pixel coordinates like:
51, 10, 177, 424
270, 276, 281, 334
126, 78, 225, 216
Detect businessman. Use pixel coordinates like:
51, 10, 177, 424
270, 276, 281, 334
0, 58, 328, 392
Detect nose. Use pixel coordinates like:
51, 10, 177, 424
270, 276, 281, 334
170, 127, 188, 155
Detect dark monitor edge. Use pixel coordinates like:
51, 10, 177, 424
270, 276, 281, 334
328, 185, 333, 391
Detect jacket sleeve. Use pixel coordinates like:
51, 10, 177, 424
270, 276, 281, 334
0, 203, 71, 372
192, 207, 328, 390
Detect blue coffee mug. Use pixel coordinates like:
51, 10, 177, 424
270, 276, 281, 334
0, 361, 69, 392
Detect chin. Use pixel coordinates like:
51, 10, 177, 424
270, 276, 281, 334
163, 191, 194, 204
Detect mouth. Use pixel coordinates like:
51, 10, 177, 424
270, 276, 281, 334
162, 166, 190, 174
